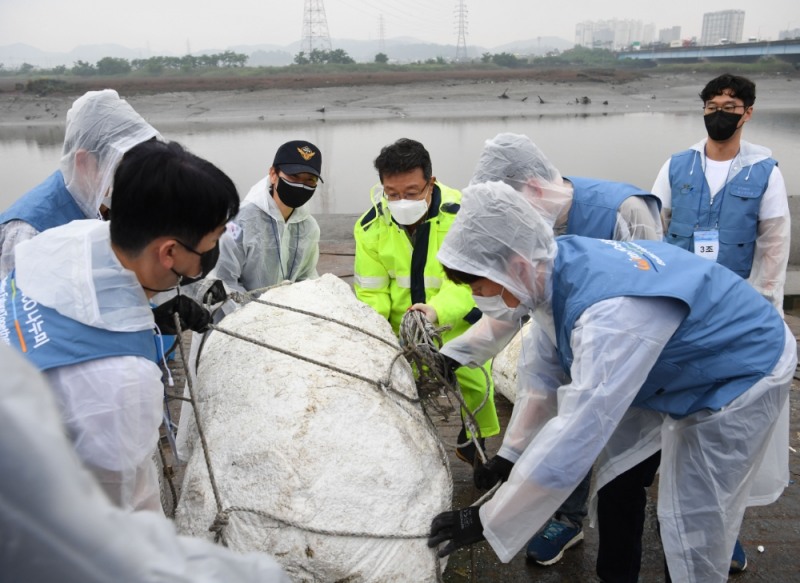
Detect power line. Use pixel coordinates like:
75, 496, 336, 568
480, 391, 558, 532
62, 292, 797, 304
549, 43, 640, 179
328, 0, 451, 40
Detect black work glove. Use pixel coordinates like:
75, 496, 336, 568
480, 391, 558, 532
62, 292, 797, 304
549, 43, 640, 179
152, 294, 213, 335
440, 354, 461, 386
427, 506, 485, 558
201, 279, 228, 305
474, 455, 514, 490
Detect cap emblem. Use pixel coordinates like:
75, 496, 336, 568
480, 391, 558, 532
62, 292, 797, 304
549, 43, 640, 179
297, 146, 316, 161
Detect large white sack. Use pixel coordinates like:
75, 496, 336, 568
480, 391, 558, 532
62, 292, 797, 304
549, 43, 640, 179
174, 274, 452, 582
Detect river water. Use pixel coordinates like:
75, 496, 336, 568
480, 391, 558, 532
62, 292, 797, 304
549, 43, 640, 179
2, 110, 799, 215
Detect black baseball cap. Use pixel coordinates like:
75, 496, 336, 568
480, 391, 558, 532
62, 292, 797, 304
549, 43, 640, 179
273, 140, 323, 182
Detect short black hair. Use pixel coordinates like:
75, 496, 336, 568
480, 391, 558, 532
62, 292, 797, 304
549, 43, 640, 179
374, 138, 432, 182
110, 140, 239, 253
700, 74, 756, 108
442, 264, 481, 285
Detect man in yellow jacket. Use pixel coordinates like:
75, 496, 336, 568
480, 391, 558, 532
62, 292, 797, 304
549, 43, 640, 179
354, 138, 499, 463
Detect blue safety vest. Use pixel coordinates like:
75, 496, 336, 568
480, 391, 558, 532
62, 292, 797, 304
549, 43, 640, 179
665, 150, 776, 278
0, 273, 156, 371
551, 236, 784, 418
0, 171, 87, 231
566, 177, 660, 238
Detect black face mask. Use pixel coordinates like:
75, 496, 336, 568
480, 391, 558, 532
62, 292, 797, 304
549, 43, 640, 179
143, 240, 221, 294
276, 177, 316, 208
704, 110, 743, 142
173, 239, 220, 286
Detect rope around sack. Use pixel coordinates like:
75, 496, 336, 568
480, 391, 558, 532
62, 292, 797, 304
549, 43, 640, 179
168, 287, 484, 560
398, 309, 491, 466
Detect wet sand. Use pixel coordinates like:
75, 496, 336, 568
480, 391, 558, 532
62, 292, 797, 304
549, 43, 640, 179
1, 70, 797, 129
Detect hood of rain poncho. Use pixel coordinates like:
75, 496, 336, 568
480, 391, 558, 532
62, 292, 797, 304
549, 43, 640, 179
14, 220, 154, 332
60, 89, 161, 219
469, 132, 573, 228
689, 138, 774, 181
437, 181, 557, 310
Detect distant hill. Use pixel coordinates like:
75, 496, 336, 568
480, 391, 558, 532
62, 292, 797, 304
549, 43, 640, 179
0, 36, 574, 70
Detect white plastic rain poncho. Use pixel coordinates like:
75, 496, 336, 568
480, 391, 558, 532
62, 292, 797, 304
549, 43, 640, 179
0, 343, 291, 583
213, 176, 320, 294
61, 89, 161, 219
436, 182, 796, 582
174, 177, 321, 462
11, 220, 164, 511
442, 133, 662, 368
0, 89, 160, 279
652, 138, 790, 315
469, 132, 572, 231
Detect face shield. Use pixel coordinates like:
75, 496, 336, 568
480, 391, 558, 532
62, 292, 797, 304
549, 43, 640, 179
438, 181, 557, 310
469, 132, 573, 228
60, 89, 161, 219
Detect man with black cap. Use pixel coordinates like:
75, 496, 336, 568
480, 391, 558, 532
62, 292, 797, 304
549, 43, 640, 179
214, 140, 323, 292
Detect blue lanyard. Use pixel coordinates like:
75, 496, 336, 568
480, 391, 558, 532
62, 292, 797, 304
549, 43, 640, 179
699, 148, 739, 229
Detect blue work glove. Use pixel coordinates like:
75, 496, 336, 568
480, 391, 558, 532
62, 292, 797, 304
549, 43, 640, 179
427, 506, 485, 558
474, 455, 514, 490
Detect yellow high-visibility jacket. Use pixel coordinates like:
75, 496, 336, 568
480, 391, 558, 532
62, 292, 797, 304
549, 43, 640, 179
353, 182, 499, 438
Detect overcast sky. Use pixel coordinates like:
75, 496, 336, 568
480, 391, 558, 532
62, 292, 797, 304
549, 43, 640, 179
0, 0, 796, 54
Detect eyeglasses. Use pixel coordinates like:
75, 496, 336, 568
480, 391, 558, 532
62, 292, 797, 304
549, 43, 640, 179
383, 181, 430, 202
703, 103, 746, 114
175, 239, 204, 256
280, 172, 319, 187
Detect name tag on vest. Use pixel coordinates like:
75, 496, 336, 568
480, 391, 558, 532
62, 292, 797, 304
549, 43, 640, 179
693, 229, 719, 262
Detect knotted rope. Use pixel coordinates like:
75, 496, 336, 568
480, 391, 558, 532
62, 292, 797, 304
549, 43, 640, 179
398, 310, 490, 466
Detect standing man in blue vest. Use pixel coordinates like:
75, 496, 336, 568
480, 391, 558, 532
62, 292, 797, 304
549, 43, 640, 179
652, 73, 791, 573
0, 140, 239, 512
427, 181, 795, 583
441, 133, 662, 574
0, 89, 160, 280
652, 73, 790, 315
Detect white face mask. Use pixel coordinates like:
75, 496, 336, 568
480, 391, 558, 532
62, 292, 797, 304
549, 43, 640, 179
387, 198, 428, 226
473, 291, 529, 323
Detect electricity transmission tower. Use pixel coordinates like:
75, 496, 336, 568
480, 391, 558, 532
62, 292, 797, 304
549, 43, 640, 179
454, 0, 468, 62
301, 0, 333, 55
378, 14, 386, 54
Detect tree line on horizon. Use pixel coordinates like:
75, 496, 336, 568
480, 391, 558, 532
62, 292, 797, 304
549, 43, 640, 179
3, 45, 794, 79
0, 46, 629, 77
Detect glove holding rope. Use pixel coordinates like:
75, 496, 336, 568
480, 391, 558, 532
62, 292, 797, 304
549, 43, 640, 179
474, 455, 514, 490
428, 506, 485, 558
152, 294, 213, 334
440, 353, 461, 387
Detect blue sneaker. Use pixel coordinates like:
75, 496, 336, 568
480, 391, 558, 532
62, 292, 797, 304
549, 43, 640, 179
730, 539, 747, 574
526, 518, 584, 566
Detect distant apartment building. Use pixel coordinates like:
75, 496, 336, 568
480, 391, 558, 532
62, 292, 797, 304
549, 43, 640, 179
575, 19, 655, 50
779, 28, 800, 40
659, 26, 682, 44
700, 10, 745, 45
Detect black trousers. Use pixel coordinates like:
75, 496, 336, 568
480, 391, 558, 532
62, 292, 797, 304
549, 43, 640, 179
596, 451, 663, 583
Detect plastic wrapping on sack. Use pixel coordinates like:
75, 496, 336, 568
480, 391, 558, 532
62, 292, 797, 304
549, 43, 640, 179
175, 274, 452, 581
